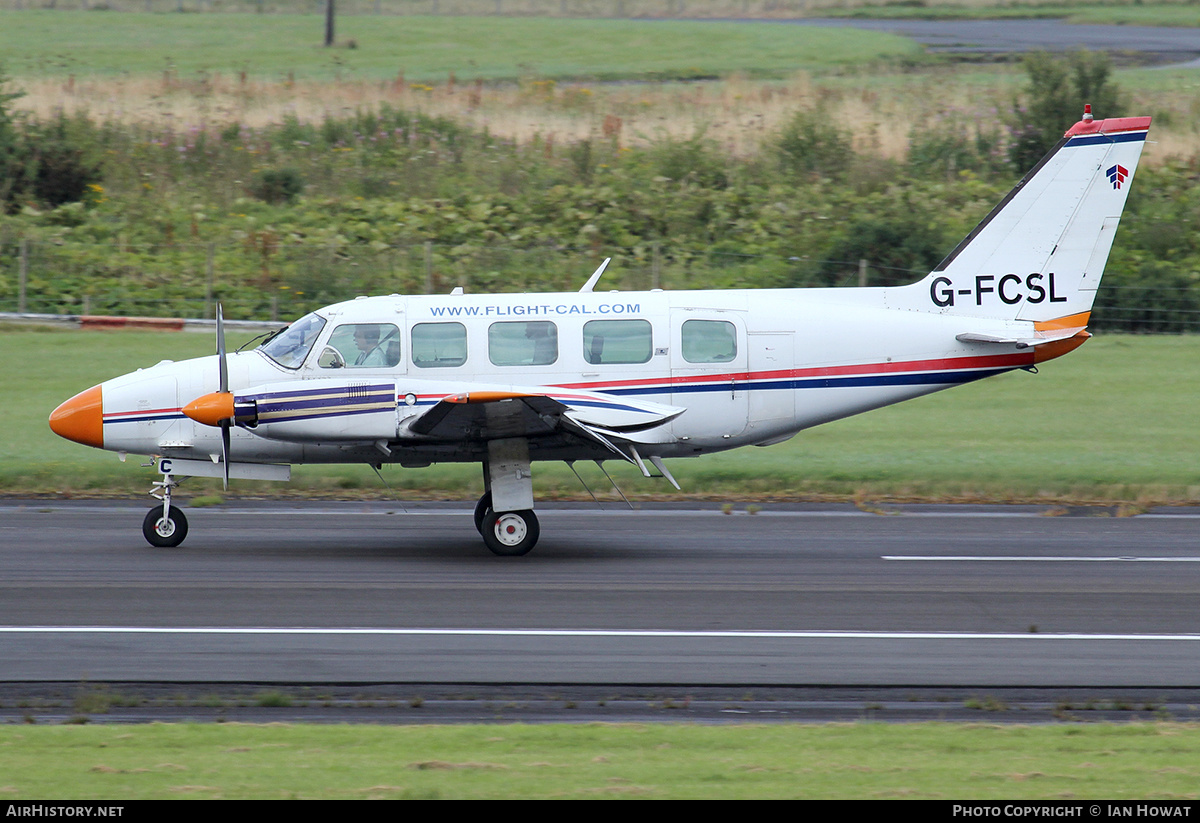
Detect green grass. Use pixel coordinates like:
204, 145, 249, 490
0, 11, 924, 81
10, 326, 1200, 503
2, 722, 1200, 799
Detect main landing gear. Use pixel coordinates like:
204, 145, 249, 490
143, 469, 188, 548
477, 438, 541, 557
474, 491, 540, 557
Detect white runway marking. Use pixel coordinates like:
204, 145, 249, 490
882, 555, 1200, 562
1, 627, 1199, 641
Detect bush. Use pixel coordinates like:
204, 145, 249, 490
0, 69, 25, 211
251, 167, 305, 204
908, 118, 1006, 179
773, 109, 854, 181
21, 115, 103, 209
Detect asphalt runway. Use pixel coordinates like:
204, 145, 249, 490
3, 501, 1199, 691
791, 18, 1200, 66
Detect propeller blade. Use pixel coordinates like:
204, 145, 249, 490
216, 303, 228, 394
217, 303, 230, 489
220, 421, 230, 490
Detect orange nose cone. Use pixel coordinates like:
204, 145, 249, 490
49, 385, 104, 448
182, 391, 235, 427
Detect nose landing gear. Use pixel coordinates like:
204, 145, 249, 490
143, 467, 188, 548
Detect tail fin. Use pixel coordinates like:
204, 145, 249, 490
892, 112, 1151, 324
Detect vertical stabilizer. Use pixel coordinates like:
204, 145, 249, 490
889, 113, 1151, 323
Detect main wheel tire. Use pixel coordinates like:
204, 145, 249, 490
142, 505, 188, 548
473, 491, 493, 535
481, 509, 539, 557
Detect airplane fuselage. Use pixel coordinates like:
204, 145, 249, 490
92, 285, 1043, 469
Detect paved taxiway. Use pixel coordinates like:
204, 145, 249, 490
2, 501, 1198, 687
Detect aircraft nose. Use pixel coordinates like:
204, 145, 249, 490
49, 385, 104, 448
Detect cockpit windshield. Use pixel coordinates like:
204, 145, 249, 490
258, 312, 327, 369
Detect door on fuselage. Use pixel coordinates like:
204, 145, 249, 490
670, 311, 749, 441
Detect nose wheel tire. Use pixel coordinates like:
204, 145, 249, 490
143, 505, 188, 548
481, 509, 539, 556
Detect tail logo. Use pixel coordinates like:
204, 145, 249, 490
1107, 164, 1129, 190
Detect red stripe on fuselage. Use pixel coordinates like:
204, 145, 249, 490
551, 351, 1032, 392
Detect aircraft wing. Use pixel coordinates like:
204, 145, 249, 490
398, 388, 683, 460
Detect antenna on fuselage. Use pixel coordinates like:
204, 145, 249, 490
578, 258, 611, 293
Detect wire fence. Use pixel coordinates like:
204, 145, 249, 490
1, 237, 1195, 332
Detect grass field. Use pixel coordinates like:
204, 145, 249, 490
3, 721, 1200, 799
9, 326, 1200, 503
0, 10, 924, 81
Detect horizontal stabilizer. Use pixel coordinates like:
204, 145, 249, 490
955, 326, 1085, 349
956, 310, 1091, 357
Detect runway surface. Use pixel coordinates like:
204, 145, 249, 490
790, 18, 1200, 67
2, 500, 1199, 691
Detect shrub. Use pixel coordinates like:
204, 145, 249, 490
251, 167, 305, 204
21, 115, 104, 209
773, 109, 854, 181
0, 68, 25, 211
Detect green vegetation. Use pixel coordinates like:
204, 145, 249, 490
11, 328, 1200, 502
1, 51, 1198, 330
2, 721, 1200, 799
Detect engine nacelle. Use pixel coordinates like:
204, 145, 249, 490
232, 379, 398, 443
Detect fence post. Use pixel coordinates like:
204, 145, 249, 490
859, 258, 868, 288
18, 237, 27, 314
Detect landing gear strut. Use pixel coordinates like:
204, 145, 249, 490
144, 466, 188, 548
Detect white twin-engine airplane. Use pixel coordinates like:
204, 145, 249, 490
50, 109, 1150, 556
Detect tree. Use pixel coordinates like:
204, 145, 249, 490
0, 67, 26, 209
1009, 51, 1124, 171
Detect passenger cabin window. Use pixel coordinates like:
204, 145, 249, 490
681, 319, 737, 364
583, 319, 652, 365
489, 321, 558, 366
318, 323, 401, 369
259, 313, 327, 369
412, 322, 468, 368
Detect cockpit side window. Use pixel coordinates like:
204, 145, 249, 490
319, 323, 401, 369
258, 313, 327, 369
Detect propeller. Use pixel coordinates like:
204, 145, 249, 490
216, 304, 231, 490
181, 303, 234, 489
